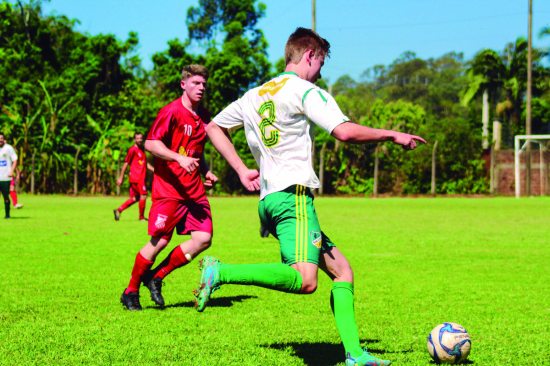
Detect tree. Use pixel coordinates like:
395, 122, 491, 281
461, 49, 505, 149
186, 0, 271, 114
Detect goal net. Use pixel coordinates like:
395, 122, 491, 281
514, 134, 550, 197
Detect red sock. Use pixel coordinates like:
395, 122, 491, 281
118, 197, 136, 213
125, 252, 154, 294
152, 246, 189, 280
138, 198, 146, 219
10, 191, 17, 205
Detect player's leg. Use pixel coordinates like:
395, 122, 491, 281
320, 245, 391, 366
114, 183, 138, 220
137, 181, 148, 220
10, 178, 22, 208
194, 185, 321, 311
152, 230, 212, 280
120, 199, 177, 310
145, 231, 211, 306
138, 194, 147, 221
0, 181, 10, 218
120, 235, 170, 310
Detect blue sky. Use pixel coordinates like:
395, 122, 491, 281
42, 0, 550, 83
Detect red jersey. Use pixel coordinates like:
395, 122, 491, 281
147, 98, 209, 201
125, 145, 147, 184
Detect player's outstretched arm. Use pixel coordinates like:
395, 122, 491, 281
331, 122, 426, 150
145, 139, 199, 174
206, 123, 260, 192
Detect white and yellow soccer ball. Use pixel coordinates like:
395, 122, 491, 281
427, 322, 471, 364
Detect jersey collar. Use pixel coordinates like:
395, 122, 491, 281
277, 71, 299, 77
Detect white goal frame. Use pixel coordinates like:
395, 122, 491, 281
514, 134, 550, 197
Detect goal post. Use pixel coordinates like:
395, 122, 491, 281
514, 134, 550, 197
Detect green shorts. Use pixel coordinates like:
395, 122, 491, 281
258, 185, 336, 265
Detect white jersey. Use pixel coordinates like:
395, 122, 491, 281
214, 72, 349, 199
0, 143, 17, 181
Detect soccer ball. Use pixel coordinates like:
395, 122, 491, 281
427, 322, 471, 364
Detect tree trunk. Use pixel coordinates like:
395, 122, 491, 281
431, 141, 438, 196
73, 147, 80, 196
482, 89, 489, 150
373, 145, 380, 197
115, 155, 120, 196
30, 150, 35, 194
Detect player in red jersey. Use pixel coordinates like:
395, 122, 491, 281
114, 132, 154, 221
120, 64, 218, 310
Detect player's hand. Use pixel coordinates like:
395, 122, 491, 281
116, 177, 123, 186
392, 132, 427, 150
238, 169, 260, 192
177, 156, 200, 173
203, 170, 218, 188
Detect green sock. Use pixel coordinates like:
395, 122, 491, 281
219, 263, 302, 293
331, 282, 364, 357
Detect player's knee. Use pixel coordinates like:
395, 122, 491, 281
193, 232, 212, 250
300, 279, 318, 294
150, 237, 169, 250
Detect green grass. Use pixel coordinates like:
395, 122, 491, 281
1, 195, 549, 365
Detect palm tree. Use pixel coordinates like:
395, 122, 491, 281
462, 49, 505, 149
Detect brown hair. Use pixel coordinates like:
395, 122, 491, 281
284, 27, 330, 65
181, 64, 209, 80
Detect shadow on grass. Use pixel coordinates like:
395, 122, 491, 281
5, 216, 31, 219
264, 339, 409, 366
429, 360, 474, 365
152, 295, 258, 310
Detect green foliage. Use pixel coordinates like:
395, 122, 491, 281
186, 0, 271, 114
0, 1, 548, 196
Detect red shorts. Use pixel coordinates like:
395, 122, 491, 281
129, 181, 147, 197
148, 197, 213, 241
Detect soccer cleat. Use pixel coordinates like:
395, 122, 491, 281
193, 256, 221, 312
14, 203, 23, 209
120, 290, 142, 311
113, 209, 120, 221
143, 276, 165, 307
345, 349, 391, 366
139, 217, 148, 222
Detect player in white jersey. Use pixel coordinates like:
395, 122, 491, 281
0, 133, 19, 219
195, 27, 426, 366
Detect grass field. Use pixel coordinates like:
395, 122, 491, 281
0, 195, 549, 365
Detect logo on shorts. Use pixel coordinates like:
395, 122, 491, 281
310, 231, 322, 249
155, 214, 168, 229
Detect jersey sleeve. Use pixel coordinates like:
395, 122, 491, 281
124, 147, 134, 164
302, 88, 349, 133
9, 146, 18, 162
213, 99, 244, 130
147, 106, 172, 142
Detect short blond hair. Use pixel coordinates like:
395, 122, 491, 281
181, 64, 209, 80
284, 27, 330, 65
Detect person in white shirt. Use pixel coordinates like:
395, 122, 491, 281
195, 27, 426, 366
0, 133, 19, 219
